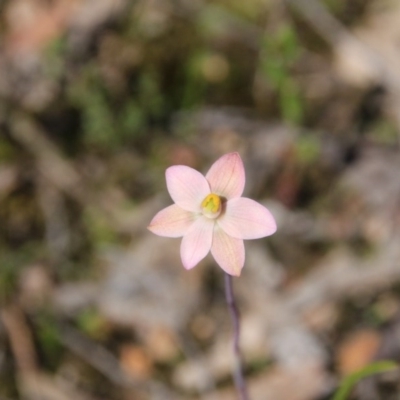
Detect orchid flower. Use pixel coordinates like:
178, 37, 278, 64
148, 152, 276, 276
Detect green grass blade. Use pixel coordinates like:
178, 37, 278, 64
332, 360, 398, 400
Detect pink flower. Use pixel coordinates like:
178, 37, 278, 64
148, 152, 277, 276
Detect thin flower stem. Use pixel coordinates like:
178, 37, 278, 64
224, 273, 250, 400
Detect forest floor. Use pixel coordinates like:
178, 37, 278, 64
1, 0, 400, 399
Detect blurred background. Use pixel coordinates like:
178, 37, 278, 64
1, 0, 400, 399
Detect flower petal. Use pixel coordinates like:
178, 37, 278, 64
218, 198, 277, 239
211, 226, 245, 276
206, 152, 245, 199
180, 217, 214, 269
166, 166, 210, 212
148, 204, 196, 237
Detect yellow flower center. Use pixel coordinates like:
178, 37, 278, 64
201, 193, 222, 219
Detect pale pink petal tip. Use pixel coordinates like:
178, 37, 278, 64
166, 165, 210, 212
218, 198, 277, 240
211, 227, 245, 276
148, 204, 195, 238
206, 152, 245, 199
180, 218, 214, 270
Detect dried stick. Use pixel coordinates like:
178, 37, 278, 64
224, 273, 249, 400
285, 0, 400, 91
0, 305, 38, 374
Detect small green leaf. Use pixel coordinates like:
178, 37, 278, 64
332, 360, 398, 400
280, 79, 303, 125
